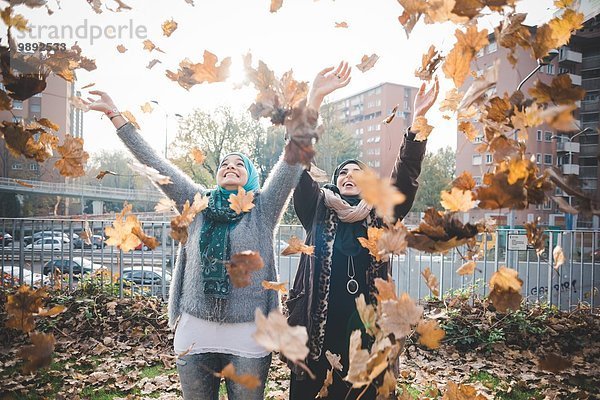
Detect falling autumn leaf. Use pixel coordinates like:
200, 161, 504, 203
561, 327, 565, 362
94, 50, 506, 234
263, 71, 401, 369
18, 332, 55, 373
356, 54, 379, 73
132, 225, 160, 250
228, 187, 255, 214
416, 319, 445, 349
5, 285, 48, 333
154, 198, 177, 213
166, 51, 231, 90
14, 179, 34, 188
317, 368, 334, 398
253, 308, 309, 362
356, 294, 378, 337
358, 227, 385, 262
553, 245, 566, 270
81, 82, 95, 89
128, 161, 172, 185
456, 260, 476, 275
261, 280, 288, 294
421, 267, 440, 297
325, 350, 343, 371
488, 266, 523, 312
353, 168, 405, 219
440, 187, 476, 212
226, 251, 264, 288
70, 96, 90, 112
415, 45, 443, 81
54, 135, 89, 178
170, 193, 208, 243
281, 235, 314, 256
161, 19, 178, 37
439, 88, 463, 113
377, 220, 409, 261
412, 116, 434, 141
96, 170, 117, 180
383, 104, 399, 124
379, 293, 423, 340
335, 21, 349, 28
116, 44, 127, 53
190, 147, 206, 164
140, 102, 154, 113
374, 275, 398, 302
121, 110, 141, 129
345, 330, 392, 388
270, 0, 283, 13
216, 363, 260, 389
147, 59, 161, 69
143, 39, 165, 53
104, 203, 142, 252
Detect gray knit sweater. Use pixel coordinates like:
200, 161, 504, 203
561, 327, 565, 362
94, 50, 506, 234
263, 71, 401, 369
116, 122, 304, 327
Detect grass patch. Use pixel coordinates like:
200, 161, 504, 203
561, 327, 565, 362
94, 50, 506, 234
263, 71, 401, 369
470, 370, 543, 400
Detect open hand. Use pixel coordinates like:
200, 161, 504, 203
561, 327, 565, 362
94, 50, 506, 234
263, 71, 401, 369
308, 61, 351, 111
79, 90, 118, 114
412, 76, 439, 124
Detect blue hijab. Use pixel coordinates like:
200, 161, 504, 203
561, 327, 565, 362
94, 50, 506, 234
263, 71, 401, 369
216, 152, 260, 196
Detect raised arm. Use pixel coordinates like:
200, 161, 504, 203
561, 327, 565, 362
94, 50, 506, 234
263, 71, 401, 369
80, 91, 204, 207
293, 170, 321, 228
392, 77, 439, 221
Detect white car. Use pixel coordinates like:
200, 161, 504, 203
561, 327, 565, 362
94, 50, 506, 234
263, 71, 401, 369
25, 237, 69, 251
2, 266, 44, 287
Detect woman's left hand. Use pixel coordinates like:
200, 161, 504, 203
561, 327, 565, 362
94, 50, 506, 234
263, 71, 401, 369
412, 76, 440, 125
307, 61, 351, 111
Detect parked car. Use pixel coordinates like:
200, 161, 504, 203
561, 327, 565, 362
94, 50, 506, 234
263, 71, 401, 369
0, 232, 13, 246
2, 266, 44, 286
42, 256, 103, 276
73, 235, 106, 249
120, 267, 171, 296
134, 242, 150, 251
23, 231, 70, 246
25, 237, 69, 251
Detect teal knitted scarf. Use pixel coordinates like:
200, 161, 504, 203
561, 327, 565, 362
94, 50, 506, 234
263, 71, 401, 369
199, 153, 260, 299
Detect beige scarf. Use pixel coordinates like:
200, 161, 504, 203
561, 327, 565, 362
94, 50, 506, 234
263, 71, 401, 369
322, 188, 372, 223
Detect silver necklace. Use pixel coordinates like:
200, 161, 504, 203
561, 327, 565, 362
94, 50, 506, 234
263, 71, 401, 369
347, 256, 359, 295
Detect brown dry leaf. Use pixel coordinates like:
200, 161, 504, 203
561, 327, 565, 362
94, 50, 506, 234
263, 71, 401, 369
453, 171, 476, 191
54, 135, 89, 178
79, 220, 93, 245
525, 219, 547, 257
537, 353, 573, 373
96, 170, 117, 180
383, 104, 399, 124
488, 266, 523, 312
553, 245, 566, 270
140, 102, 154, 113
356, 294, 378, 337
154, 198, 176, 213
170, 193, 208, 243
0, 89, 12, 110
131, 225, 160, 250
226, 251, 265, 288
443, 45, 471, 88
496, 13, 532, 66
413, 116, 434, 141
253, 308, 309, 362
261, 280, 288, 294
281, 235, 314, 256
443, 381, 487, 400
345, 330, 392, 389
490, 266, 522, 292
353, 168, 405, 219
166, 51, 231, 90
190, 147, 206, 164
548, 9, 584, 49
511, 104, 543, 135
104, 203, 142, 252
121, 110, 141, 129
216, 363, 260, 389
18, 332, 55, 373
378, 370, 397, 398
379, 293, 423, 340
81, 82, 95, 90
37, 305, 67, 317
128, 161, 173, 185
506, 157, 529, 185
335, 21, 348, 28
0, 7, 30, 31
358, 227, 385, 262
14, 179, 34, 188
458, 121, 478, 142
374, 275, 397, 302
325, 350, 343, 371
282, 102, 319, 166
5, 285, 48, 333
162, 19, 178, 37
425, 0, 470, 24
317, 369, 333, 398
270, 0, 283, 12
440, 188, 476, 212
356, 54, 379, 73
415, 45, 443, 81
458, 60, 500, 110
229, 187, 255, 215
529, 74, 585, 105
147, 59, 161, 69
421, 267, 440, 297
456, 260, 476, 275
439, 89, 463, 113
116, 44, 127, 53
377, 220, 409, 261
142, 39, 165, 53
416, 319, 445, 349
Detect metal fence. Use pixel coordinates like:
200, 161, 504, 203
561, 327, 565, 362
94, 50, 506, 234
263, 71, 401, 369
2, 218, 599, 312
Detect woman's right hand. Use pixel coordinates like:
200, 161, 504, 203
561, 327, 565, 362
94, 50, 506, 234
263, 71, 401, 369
79, 90, 119, 114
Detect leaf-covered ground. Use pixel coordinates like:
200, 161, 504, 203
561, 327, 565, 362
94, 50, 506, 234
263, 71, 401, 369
0, 285, 598, 400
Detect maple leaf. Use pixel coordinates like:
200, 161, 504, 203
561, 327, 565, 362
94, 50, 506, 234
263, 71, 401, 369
128, 161, 172, 185
140, 102, 153, 113
142, 39, 165, 53
0, 121, 57, 162
1, 7, 30, 31
440, 188, 476, 212
505, 157, 529, 185
6, 285, 48, 333
96, 170, 117, 180
79, 220, 93, 245
325, 350, 343, 371
281, 235, 314, 256
413, 116, 434, 141
154, 198, 176, 213
496, 13, 532, 65
377, 220, 409, 261
421, 267, 440, 297
104, 203, 142, 252
488, 266, 523, 312
378, 370, 397, 398
161, 19, 178, 37
18, 332, 55, 373
283, 102, 319, 166
170, 193, 208, 243
270, 0, 283, 13
253, 308, 309, 362
190, 147, 206, 164
356, 54, 379, 73
415, 45, 443, 81
443, 381, 487, 400
353, 167, 405, 219
452, 172, 476, 191
529, 74, 585, 105
226, 251, 264, 288
307, 163, 329, 182
346, 330, 393, 388
116, 44, 127, 53
216, 363, 260, 389
458, 121, 478, 142
443, 46, 471, 88
335, 21, 348, 28
525, 218, 547, 257
456, 260, 476, 275
379, 293, 423, 340
439, 88, 463, 113
425, 0, 469, 24
261, 280, 288, 294
374, 275, 398, 302
416, 319, 445, 349
548, 9, 584, 49
458, 60, 500, 110
317, 369, 333, 398
166, 51, 231, 90
121, 110, 140, 129
358, 227, 385, 262
553, 245, 566, 270
132, 225, 160, 250
54, 135, 89, 178
383, 104, 399, 124
355, 294, 378, 337
228, 187, 255, 215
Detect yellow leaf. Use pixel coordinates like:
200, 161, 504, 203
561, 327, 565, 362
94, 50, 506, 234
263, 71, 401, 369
281, 235, 314, 256
121, 110, 140, 129
353, 168, 405, 219
413, 116, 434, 141
358, 227, 385, 262
140, 102, 154, 113
456, 260, 476, 275
190, 147, 206, 164
421, 267, 440, 297
416, 319, 445, 349
440, 188, 476, 212
162, 19, 178, 37
228, 187, 255, 215
356, 54, 379, 73
261, 280, 288, 294
216, 363, 260, 389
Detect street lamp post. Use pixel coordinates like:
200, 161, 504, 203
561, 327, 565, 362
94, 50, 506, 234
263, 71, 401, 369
151, 100, 183, 159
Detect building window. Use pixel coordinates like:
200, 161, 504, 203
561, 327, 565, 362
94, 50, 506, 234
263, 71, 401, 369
474, 135, 483, 144
472, 155, 482, 165
485, 153, 493, 164
29, 103, 41, 113
487, 41, 498, 53
12, 116, 23, 123
12, 163, 23, 170
29, 163, 39, 171
476, 47, 485, 58
473, 176, 482, 185
374, 87, 382, 95
404, 100, 409, 111
367, 160, 380, 168
373, 136, 380, 143
543, 199, 552, 210
536, 130, 542, 141
536, 153, 542, 164
543, 64, 555, 74
544, 131, 553, 142
544, 154, 553, 165
375, 124, 381, 131
13, 100, 23, 110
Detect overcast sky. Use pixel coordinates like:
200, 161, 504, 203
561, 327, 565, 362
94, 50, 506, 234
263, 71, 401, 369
13, 0, 556, 156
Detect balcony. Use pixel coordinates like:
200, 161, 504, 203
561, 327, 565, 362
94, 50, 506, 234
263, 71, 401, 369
562, 164, 580, 175
581, 100, 599, 113
567, 73, 582, 86
579, 166, 596, 178
556, 141, 580, 153
582, 55, 600, 70
580, 144, 599, 157
559, 48, 582, 63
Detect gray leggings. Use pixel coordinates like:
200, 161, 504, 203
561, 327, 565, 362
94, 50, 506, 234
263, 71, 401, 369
176, 352, 271, 400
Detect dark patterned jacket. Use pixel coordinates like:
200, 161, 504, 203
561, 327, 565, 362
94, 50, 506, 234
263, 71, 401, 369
286, 131, 427, 372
